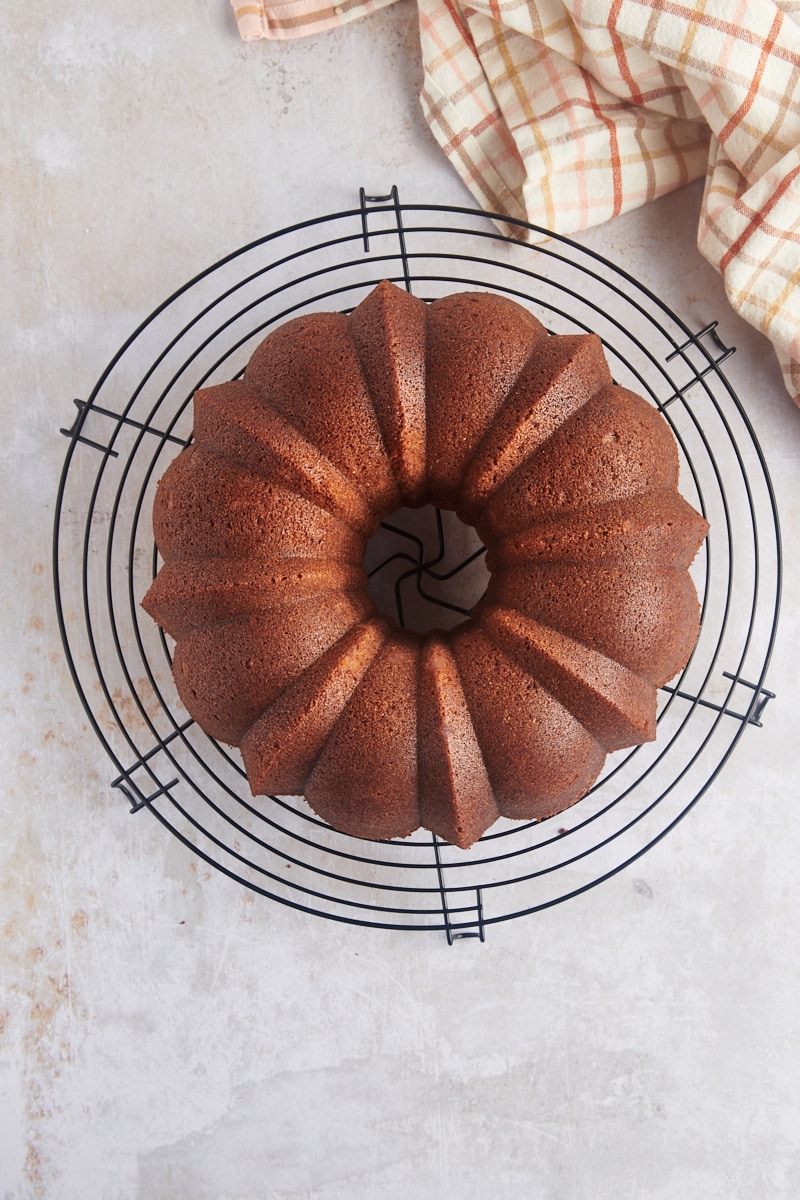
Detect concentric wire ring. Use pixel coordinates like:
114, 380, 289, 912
53, 190, 781, 939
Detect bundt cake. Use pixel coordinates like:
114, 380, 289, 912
143, 280, 708, 849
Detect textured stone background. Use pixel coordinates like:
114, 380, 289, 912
2, 1, 799, 1196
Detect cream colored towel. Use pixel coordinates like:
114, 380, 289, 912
233, 0, 800, 407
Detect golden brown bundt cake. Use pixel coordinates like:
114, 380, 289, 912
143, 280, 709, 849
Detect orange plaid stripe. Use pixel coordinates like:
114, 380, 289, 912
233, 0, 800, 406
232, 0, 396, 41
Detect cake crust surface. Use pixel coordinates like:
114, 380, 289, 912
143, 281, 708, 849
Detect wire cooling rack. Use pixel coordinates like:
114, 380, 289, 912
53, 188, 782, 941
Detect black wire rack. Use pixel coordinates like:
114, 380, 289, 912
53, 188, 782, 941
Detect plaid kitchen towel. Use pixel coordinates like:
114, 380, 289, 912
232, 0, 800, 407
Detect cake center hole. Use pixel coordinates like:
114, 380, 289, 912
363, 505, 489, 634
